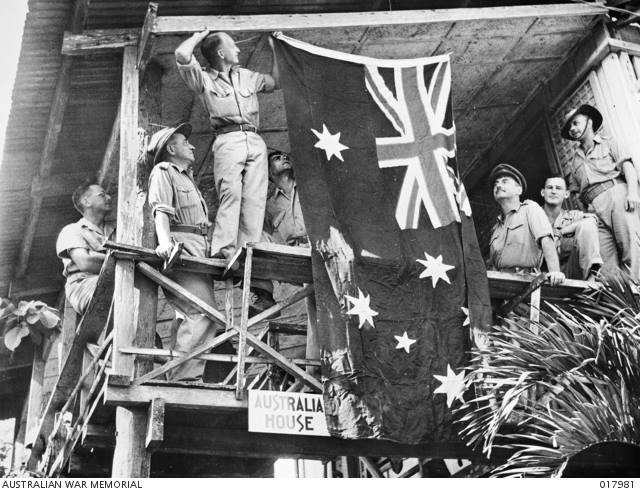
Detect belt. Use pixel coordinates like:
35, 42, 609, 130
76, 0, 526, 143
214, 124, 257, 136
581, 178, 623, 206
170, 224, 211, 236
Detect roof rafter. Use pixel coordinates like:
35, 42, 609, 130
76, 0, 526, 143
151, 3, 606, 34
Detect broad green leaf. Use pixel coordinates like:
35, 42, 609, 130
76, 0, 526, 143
4, 321, 30, 351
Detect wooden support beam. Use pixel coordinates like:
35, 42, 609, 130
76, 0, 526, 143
151, 4, 605, 34
86, 424, 501, 461
132, 330, 237, 385
119, 346, 320, 367
106, 240, 313, 284
236, 245, 253, 399
145, 398, 164, 452
24, 348, 46, 452
341, 456, 361, 477
104, 385, 246, 411
112, 45, 141, 381
137, 3, 158, 71
111, 45, 151, 479
61, 29, 138, 56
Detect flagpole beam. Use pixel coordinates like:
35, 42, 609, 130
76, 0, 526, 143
151, 4, 605, 35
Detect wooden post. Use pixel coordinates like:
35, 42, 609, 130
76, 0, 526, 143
341, 456, 361, 478
145, 397, 165, 452
236, 245, 253, 399
111, 45, 151, 478
60, 301, 78, 369
225, 278, 234, 332
25, 347, 46, 449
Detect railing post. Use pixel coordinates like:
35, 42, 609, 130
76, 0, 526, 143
236, 244, 254, 400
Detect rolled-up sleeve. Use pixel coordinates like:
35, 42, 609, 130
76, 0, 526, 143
176, 55, 206, 94
250, 70, 275, 94
56, 224, 86, 259
527, 203, 553, 243
148, 168, 176, 218
609, 138, 632, 169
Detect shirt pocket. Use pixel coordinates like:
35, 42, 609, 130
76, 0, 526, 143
204, 84, 234, 117
505, 219, 525, 248
175, 185, 198, 212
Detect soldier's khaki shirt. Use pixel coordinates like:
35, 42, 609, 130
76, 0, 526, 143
176, 56, 275, 130
265, 184, 307, 245
148, 161, 209, 227
489, 200, 553, 270
56, 218, 115, 278
565, 135, 629, 194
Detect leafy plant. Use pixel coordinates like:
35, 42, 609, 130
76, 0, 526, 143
456, 272, 640, 477
0, 298, 61, 352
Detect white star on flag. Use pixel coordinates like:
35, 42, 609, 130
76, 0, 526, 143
461, 307, 470, 326
416, 252, 455, 288
394, 331, 416, 354
311, 124, 349, 162
345, 288, 378, 329
433, 364, 466, 408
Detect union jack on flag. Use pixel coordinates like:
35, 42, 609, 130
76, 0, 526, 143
366, 58, 470, 230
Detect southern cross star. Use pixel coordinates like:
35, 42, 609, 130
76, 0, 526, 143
345, 288, 378, 329
433, 364, 466, 408
311, 123, 349, 162
394, 331, 416, 354
416, 252, 454, 288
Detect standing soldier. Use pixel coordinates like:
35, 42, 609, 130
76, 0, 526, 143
147, 123, 220, 382
561, 104, 640, 279
175, 30, 278, 311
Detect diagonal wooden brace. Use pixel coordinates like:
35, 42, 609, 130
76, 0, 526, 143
134, 262, 321, 391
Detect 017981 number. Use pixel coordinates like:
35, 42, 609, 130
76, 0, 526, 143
600, 482, 634, 488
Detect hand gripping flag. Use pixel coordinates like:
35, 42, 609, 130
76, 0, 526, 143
272, 33, 491, 444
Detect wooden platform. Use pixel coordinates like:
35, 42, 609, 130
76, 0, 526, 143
106, 240, 597, 299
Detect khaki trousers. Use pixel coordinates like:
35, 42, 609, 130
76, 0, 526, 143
210, 131, 268, 259
590, 182, 640, 280
164, 231, 219, 381
558, 218, 602, 280
66, 274, 99, 315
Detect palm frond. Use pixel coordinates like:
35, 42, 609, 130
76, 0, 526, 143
456, 273, 640, 477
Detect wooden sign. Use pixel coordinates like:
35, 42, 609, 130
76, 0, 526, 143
248, 389, 329, 436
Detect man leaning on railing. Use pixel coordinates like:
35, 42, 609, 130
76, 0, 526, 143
56, 182, 115, 315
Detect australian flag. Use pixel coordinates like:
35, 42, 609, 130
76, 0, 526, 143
272, 33, 491, 444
